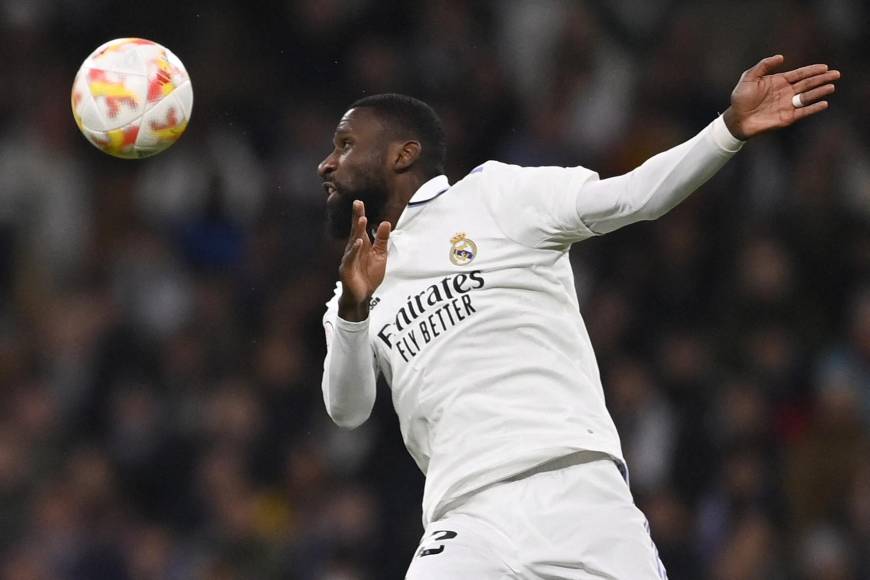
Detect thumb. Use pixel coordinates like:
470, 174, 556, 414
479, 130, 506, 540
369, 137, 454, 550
745, 54, 784, 80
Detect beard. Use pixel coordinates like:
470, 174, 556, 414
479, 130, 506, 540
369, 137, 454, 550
325, 169, 389, 240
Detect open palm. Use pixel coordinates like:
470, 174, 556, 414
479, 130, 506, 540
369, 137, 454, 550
337, 200, 391, 322
724, 55, 840, 140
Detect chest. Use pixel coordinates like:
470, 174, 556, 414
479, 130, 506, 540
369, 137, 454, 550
365, 196, 564, 375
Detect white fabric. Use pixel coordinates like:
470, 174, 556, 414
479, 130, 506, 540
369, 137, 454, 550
321, 316, 376, 428
710, 114, 745, 152
405, 455, 668, 579
321, 115, 742, 526
408, 174, 450, 203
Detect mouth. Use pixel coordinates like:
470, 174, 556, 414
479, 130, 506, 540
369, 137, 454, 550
322, 181, 338, 199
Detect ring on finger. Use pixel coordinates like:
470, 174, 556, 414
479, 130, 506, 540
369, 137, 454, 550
792, 93, 805, 108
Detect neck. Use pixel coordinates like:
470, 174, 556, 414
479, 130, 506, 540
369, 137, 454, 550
382, 172, 433, 228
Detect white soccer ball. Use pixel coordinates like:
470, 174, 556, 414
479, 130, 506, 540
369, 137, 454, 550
71, 38, 193, 159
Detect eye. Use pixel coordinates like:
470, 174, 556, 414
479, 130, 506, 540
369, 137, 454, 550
341, 139, 352, 150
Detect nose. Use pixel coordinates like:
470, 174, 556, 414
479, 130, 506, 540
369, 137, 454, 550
318, 151, 337, 178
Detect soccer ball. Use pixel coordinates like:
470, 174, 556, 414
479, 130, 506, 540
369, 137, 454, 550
71, 38, 193, 159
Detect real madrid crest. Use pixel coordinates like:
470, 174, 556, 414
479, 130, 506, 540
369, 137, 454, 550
449, 232, 477, 266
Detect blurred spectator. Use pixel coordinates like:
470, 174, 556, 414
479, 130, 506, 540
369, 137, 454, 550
786, 366, 870, 530
846, 463, 870, 577
815, 287, 870, 427
607, 357, 676, 496
709, 511, 783, 580
643, 490, 702, 579
796, 525, 859, 580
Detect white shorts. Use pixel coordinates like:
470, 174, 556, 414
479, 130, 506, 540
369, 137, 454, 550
405, 453, 667, 579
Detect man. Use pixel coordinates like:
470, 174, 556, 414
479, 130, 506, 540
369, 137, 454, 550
318, 55, 839, 578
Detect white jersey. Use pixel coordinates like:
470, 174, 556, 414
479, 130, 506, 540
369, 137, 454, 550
322, 115, 743, 526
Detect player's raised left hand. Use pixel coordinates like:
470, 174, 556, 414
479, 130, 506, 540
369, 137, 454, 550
723, 55, 840, 140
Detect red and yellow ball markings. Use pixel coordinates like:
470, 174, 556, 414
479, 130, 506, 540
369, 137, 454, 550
72, 38, 192, 158
149, 107, 187, 141
91, 124, 141, 158
87, 69, 139, 118
94, 37, 155, 58
71, 91, 84, 129
147, 55, 178, 102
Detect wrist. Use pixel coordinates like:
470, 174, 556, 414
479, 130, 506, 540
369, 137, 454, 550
338, 294, 369, 322
713, 113, 746, 153
722, 107, 749, 141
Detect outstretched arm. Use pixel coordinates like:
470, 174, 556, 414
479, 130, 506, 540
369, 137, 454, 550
486, 56, 840, 247
579, 55, 840, 235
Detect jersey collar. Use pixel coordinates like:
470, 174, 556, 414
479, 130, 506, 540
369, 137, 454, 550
407, 175, 450, 206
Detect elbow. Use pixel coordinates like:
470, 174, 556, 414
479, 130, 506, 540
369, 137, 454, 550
639, 204, 669, 222
327, 405, 371, 429
608, 199, 657, 225
616, 195, 669, 224
618, 190, 667, 222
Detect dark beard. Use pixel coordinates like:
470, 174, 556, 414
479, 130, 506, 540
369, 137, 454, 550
325, 181, 389, 240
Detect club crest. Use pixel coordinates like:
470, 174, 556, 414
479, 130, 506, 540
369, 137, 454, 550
449, 233, 477, 266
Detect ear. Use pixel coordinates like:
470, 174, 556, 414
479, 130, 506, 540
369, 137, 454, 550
391, 140, 422, 172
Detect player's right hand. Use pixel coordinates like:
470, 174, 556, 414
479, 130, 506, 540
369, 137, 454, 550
338, 200, 391, 322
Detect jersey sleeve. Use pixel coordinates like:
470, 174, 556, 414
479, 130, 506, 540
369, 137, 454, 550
321, 283, 378, 429
479, 161, 600, 249
482, 115, 744, 249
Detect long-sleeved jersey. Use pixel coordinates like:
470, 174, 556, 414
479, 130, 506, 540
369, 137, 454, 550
322, 115, 743, 526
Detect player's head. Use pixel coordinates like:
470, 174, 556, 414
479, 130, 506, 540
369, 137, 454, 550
318, 94, 446, 239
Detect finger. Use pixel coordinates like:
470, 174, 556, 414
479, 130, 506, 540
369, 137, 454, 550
345, 200, 361, 248
795, 83, 836, 107
354, 201, 374, 249
351, 200, 367, 238
792, 69, 840, 94
793, 100, 829, 121
744, 54, 784, 80
358, 215, 368, 237
371, 221, 392, 255
783, 63, 829, 84
342, 237, 364, 265
344, 212, 366, 253
344, 209, 368, 255
349, 199, 359, 230
349, 199, 365, 233
355, 216, 371, 251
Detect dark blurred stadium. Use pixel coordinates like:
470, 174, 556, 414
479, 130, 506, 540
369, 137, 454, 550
0, 1, 868, 579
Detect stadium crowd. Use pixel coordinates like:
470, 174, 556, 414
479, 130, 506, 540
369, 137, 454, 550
0, 1, 868, 578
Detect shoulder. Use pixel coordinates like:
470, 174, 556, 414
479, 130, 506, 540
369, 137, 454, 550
467, 160, 598, 181
449, 161, 521, 196
466, 160, 520, 179
457, 160, 599, 194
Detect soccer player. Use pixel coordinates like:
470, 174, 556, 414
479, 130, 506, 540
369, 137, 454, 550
318, 55, 839, 578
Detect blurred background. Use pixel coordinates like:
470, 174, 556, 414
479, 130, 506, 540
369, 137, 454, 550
0, 0, 868, 578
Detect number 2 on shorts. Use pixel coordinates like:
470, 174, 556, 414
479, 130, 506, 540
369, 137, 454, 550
416, 530, 458, 557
